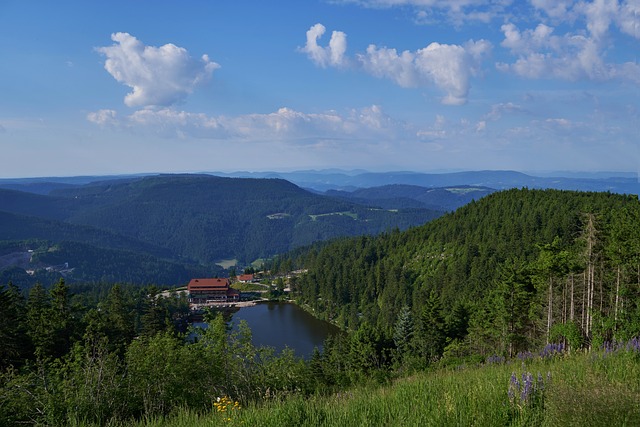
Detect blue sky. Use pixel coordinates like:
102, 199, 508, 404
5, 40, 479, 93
1, 0, 638, 178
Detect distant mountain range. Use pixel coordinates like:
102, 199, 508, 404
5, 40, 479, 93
213, 169, 640, 194
1, 169, 636, 288
2, 169, 637, 195
0, 174, 444, 287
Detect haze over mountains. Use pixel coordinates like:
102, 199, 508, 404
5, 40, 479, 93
1, 169, 638, 195
0, 170, 637, 288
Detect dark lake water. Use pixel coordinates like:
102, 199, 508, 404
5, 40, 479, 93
194, 302, 341, 359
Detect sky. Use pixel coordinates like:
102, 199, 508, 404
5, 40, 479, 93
0, 0, 639, 178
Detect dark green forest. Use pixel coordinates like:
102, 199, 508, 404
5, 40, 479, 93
277, 188, 640, 363
0, 175, 442, 287
1, 188, 640, 426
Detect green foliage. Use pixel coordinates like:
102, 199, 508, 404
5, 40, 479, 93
392, 305, 413, 363
0, 282, 30, 368
549, 322, 583, 352
1, 175, 441, 287
282, 189, 640, 358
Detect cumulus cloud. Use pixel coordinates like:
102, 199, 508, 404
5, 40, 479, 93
87, 105, 410, 141
300, 24, 348, 68
496, 20, 640, 82
360, 39, 491, 105
96, 33, 219, 108
483, 102, 527, 121
617, 1, 640, 39
497, 1, 640, 83
336, 0, 639, 86
302, 23, 491, 105
87, 109, 118, 126
530, 0, 575, 19
333, 0, 510, 25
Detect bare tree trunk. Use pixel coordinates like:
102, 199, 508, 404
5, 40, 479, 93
570, 273, 575, 322
615, 265, 620, 325
583, 213, 597, 345
563, 277, 567, 324
582, 271, 586, 331
547, 275, 553, 344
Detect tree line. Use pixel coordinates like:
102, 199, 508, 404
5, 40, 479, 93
276, 189, 640, 367
2, 188, 639, 425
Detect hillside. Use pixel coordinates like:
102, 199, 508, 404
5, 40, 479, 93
282, 188, 640, 357
0, 175, 443, 286
325, 184, 495, 211
216, 169, 640, 194
2, 188, 639, 426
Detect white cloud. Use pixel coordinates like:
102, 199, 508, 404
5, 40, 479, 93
358, 39, 491, 105
484, 102, 526, 121
617, 1, 640, 39
333, 0, 510, 25
300, 24, 348, 68
579, 0, 619, 40
87, 109, 118, 126
96, 32, 219, 108
530, 0, 575, 19
496, 20, 640, 82
87, 105, 411, 142
303, 24, 491, 105
497, 1, 640, 83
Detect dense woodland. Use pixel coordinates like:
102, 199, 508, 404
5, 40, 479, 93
0, 175, 442, 287
1, 188, 639, 425
276, 188, 640, 364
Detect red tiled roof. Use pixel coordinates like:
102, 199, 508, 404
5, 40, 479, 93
237, 274, 254, 282
188, 278, 230, 292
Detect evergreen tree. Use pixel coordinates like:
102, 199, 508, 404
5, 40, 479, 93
491, 258, 534, 357
392, 305, 413, 362
26, 282, 53, 360
49, 278, 74, 359
0, 282, 30, 368
413, 291, 446, 365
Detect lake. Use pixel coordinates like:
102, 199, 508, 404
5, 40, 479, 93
194, 302, 341, 359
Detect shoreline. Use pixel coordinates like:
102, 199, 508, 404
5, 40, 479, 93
189, 300, 259, 310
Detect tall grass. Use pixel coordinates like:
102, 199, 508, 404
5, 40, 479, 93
91, 347, 640, 427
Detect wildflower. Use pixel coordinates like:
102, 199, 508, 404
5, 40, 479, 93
508, 371, 549, 411
214, 396, 242, 422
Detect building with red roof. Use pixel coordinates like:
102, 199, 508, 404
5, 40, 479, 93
237, 274, 255, 283
187, 278, 240, 304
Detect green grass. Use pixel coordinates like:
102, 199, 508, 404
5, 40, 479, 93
215, 259, 237, 269
88, 350, 640, 427
230, 282, 269, 292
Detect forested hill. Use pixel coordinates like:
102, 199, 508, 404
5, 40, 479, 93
324, 184, 495, 211
50, 175, 442, 262
284, 188, 640, 356
0, 175, 443, 286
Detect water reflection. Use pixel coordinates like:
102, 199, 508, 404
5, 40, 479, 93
194, 302, 341, 359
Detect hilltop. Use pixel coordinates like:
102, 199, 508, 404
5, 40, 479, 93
0, 174, 443, 287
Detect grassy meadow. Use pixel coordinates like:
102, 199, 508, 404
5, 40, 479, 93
103, 347, 640, 427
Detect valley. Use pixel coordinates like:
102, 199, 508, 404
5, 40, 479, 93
1, 171, 639, 426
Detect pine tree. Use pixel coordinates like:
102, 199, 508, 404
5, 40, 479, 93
492, 258, 533, 357
0, 282, 30, 368
413, 291, 446, 365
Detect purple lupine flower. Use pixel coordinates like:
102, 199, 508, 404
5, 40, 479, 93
516, 351, 534, 361
508, 371, 549, 409
520, 372, 534, 403
487, 354, 505, 365
508, 372, 519, 403
537, 372, 544, 391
